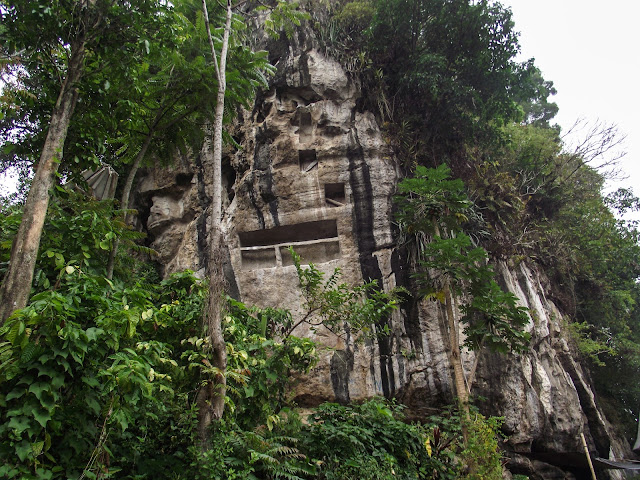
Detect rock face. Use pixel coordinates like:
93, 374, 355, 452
134, 27, 630, 480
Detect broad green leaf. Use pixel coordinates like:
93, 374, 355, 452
5, 387, 26, 401
86, 397, 101, 415
28, 382, 50, 400
244, 385, 255, 398
7, 321, 24, 344
85, 327, 102, 341
33, 407, 52, 428
82, 375, 100, 388
15, 440, 32, 461
31, 440, 44, 456
8, 415, 31, 433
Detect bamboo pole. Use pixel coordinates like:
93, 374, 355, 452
580, 432, 597, 480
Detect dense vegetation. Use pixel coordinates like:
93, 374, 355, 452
0, 188, 503, 478
1, 0, 639, 477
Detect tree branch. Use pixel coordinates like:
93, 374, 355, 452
202, 0, 222, 85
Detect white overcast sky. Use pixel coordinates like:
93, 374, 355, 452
504, 0, 639, 194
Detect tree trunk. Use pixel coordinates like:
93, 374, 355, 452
197, 0, 232, 446
431, 220, 469, 444
466, 337, 486, 394
443, 282, 469, 408
0, 38, 85, 324
196, 229, 227, 444
633, 408, 640, 452
431, 221, 469, 408
106, 132, 154, 279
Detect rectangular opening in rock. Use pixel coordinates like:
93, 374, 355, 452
239, 219, 338, 247
299, 110, 312, 142
280, 240, 341, 266
324, 183, 346, 207
239, 220, 341, 268
298, 149, 317, 172
240, 247, 277, 269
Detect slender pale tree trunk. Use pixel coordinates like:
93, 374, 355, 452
432, 220, 469, 409
0, 38, 86, 324
466, 338, 485, 394
443, 282, 469, 408
106, 131, 155, 279
633, 409, 640, 452
430, 220, 469, 445
196, 0, 232, 446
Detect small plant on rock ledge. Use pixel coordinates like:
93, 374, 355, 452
286, 247, 404, 342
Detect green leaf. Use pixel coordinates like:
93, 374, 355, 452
20, 342, 37, 363
5, 387, 26, 401
50, 372, 65, 390
86, 396, 101, 415
55, 252, 65, 268
86, 327, 102, 341
33, 408, 51, 428
8, 415, 31, 433
82, 375, 100, 388
15, 440, 32, 461
28, 382, 50, 401
31, 440, 44, 456
7, 321, 24, 344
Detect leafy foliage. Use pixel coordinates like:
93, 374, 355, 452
395, 165, 531, 354
1, 191, 433, 479
0, 187, 146, 286
222, 298, 318, 431
319, 0, 555, 167
462, 281, 530, 353
0, 191, 201, 478
395, 164, 472, 236
302, 400, 436, 479
299, 400, 503, 480
289, 248, 401, 341
0, 0, 174, 181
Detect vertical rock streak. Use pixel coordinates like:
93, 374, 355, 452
347, 131, 395, 399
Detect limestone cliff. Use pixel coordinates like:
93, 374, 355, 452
133, 24, 631, 480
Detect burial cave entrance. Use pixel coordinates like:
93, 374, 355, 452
324, 183, 346, 207
239, 219, 341, 269
299, 110, 312, 143
299, 149, 318, 172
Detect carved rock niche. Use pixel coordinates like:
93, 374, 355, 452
298, 149, 318, 172
324, 183, 345, 207
239, 219, 341, 269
